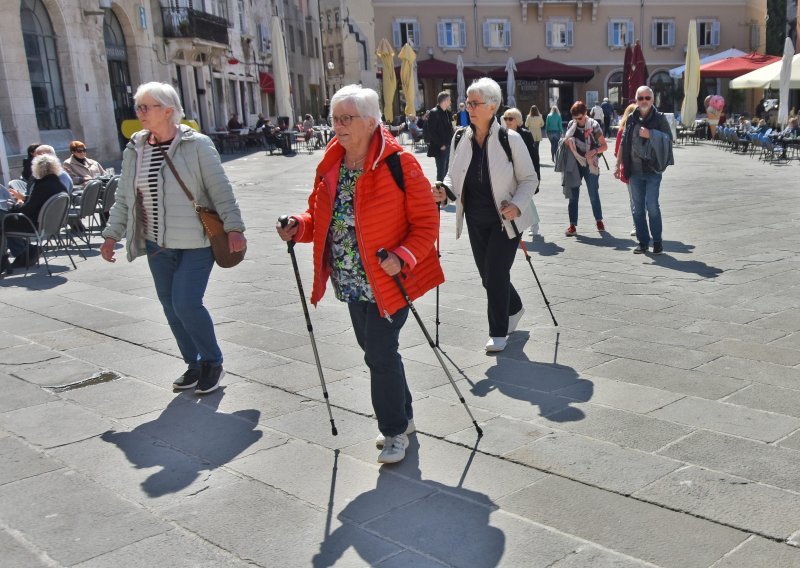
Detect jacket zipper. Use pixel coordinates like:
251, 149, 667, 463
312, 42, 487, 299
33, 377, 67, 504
353, 169, 391, 321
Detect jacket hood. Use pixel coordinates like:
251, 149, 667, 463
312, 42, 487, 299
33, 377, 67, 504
315, 124, 402, 177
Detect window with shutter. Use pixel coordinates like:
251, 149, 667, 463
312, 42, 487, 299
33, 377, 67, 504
484, 19, 510, 50
438, 19, 465, 49
697, 19, 720, 48
566, 21, 574, 47
392, 21, 401, 47
652, 19, 674, 49
547, 19, 572, 49
393, 19, 419, 48
608, 19, 633, 48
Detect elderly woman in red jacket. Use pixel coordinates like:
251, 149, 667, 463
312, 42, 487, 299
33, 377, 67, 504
277, 84, 442, 465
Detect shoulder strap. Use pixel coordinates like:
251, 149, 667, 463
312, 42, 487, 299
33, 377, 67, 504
385, 152, 404, 193
498, 126, 513, 164
153, 135, 197, 208
453, 126, 467, 151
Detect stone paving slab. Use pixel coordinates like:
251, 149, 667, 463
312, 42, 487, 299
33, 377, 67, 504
710, 536, 800, 568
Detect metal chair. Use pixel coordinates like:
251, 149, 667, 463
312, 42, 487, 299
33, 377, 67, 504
2, 192, 76, 277
95, 175, 119, 231
67, 179, 103, 251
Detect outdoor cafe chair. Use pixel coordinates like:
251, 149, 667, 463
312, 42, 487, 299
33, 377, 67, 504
67, 179, 103, 253
2, 192, 76, 277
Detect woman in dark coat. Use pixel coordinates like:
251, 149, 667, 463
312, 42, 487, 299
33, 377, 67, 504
1, 153, 67, 273
502, 108, 542, 237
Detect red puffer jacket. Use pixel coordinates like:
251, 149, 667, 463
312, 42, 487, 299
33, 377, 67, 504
293, 125, 444, 317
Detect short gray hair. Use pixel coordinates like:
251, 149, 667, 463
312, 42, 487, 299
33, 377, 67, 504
635, 85, 654, 98
134, 82, 184, 126
330, 84, 382, 130
31, 153, 62, 179
467, 78, 503, 110
34, 144, 56, 156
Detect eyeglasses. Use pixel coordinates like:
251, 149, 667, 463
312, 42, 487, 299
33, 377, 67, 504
502, 117, 515, 122
134, 104, 163, 114
465, 101, 487, 109
74, 148, 86, 153
637, 96, 652, 101
330, 114, 361, 126
572, 114, 586, 119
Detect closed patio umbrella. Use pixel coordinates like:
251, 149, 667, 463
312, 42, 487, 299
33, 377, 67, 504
271, 16, 293, 121
680, 20, 701, 128
505, 57, 517, 108
398, 42, 416, 117
627, 41, 648, 103
778, 37, 795, 127
376, 39, 396, 123
622, 44, 633, 105
456, 54, 466, 104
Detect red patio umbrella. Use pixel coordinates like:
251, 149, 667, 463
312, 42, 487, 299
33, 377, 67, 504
489, 56, 593, 82
699, 52, 781, 78
626, 41, 648, 103
622, 44, 633, 104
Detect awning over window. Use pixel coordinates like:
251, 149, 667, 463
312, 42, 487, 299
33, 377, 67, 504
259, 71, 275, 94
490, 56, 594, 82
699, 52, 781, 79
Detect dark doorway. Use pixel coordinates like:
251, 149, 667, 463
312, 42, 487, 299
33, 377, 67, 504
104, 8, 134, 149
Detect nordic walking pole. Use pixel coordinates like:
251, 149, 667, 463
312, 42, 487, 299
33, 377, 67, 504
500, 202, 558, 327
377, 248, 483, 437
278, 215, 338, 436
433, 181, 458, 348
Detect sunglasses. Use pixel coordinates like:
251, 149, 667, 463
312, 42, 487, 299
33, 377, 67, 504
502, 117, 516, 122
74, 148, 86, 153
637, 96, 652, 101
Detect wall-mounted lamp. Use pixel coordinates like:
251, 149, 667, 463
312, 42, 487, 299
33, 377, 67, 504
427, 46, 434, 56
327, 61, 334, 71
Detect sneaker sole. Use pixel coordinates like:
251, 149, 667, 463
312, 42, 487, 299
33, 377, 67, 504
376, 424, 416, 448
377, 451, 406, 464
172, 381, 198, 390
195, 369, 225, 395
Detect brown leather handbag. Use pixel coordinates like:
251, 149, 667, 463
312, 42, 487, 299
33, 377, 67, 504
154, 139, 245, 268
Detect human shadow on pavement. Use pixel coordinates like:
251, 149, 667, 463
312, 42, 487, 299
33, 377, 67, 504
646, 250, 723, 278
523, 236, 565, 257
470, 332, 592, 423
575, 231, 634, 251
313, 438, 504, 568
101, 390, 263, 497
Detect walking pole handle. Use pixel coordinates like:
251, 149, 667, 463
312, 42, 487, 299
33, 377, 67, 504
278, 215, 296, 250
435, 181, 457, 202
499, 200, 522, 238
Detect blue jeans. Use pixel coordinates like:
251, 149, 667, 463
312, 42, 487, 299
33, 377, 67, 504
567, 165, 602, 225
628, 172, 663, 246
146, 241, 221, 368
348, 301, 411, 437
547, 132, 560, 161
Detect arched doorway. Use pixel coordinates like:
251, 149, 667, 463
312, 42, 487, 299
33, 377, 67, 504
607, 70, 623, 114
650, 71, 676, 113
104, 7, 135, 149
21, 0, 69, 130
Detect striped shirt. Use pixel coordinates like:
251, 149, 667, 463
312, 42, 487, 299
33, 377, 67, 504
137, 140, 171, 243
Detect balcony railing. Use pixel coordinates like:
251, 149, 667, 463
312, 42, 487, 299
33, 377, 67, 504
161, 8, 229, 45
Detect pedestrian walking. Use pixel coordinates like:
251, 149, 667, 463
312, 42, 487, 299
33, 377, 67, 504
613, 103, 638, 237
502, 108, 541, 237
590, 100, 605, 125
276, 84, 443, 464
100, 81, 247, 395
601, 97, 614, 137
560, 100, 608, 237
456, 101, 471, 127
433, 78, 539, 353
617, 85, 674, 255
427, 91, 455, 181
524, 105, 544, 153
545, 106, 563, 162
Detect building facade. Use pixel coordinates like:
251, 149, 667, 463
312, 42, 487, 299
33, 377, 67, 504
320, 0, 378, 99
1, 0, 325, 181
372, 0, 767, 116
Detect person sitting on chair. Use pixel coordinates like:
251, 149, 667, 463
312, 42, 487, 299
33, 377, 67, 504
227, 113, 243, 131
34, 145, 74, 195
1, 154, 67, 274
62, 140, 106, 185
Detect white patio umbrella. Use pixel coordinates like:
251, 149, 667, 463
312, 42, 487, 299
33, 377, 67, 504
778, 37, 795, 127
271, 16, 294, 121
680, 20, 701, 128
456, 54, 466, 104
505, 57, 517, 108
729, 53, 800, 89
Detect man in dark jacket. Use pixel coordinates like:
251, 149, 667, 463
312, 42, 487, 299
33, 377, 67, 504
426, 91, 455, 181
619, 86, 674, 256
600, 97, 614, 137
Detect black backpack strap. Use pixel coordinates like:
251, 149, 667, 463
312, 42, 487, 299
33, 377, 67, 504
453, 126, 467, 151
385, 152, 405, 193
498, 126, 513, 164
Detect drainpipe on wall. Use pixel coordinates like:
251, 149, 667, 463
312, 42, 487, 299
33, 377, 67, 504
474, 0, 479, 58
640, 0, 644, 44
0, 116, 10, 185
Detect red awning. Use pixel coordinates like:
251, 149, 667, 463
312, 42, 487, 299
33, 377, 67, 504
699, 52, 781, 79
377, 57, 483, 80
490, 56, 594, 82
259, 71, 275, 94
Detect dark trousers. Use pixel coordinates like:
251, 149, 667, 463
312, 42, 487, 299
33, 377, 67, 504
348, 301, 412, 437
466, 218, 522, 337
435, 152, 450, 182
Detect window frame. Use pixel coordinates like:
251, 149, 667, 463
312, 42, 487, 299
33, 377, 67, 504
437, 18, 466, 50
392, 18, 420, 48
608, 18, 634, 49
483, 18, 511, 51
696, 19, 720, 49
546, 18, 574, 50
651, 19, 675, 49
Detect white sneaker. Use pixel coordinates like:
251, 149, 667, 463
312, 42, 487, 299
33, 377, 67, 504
630, 228, 637, 236
378, 433, 409, 464
528, 224, 539, 237
508, 307, 525, 334
376, 419, 416, 448
485, 336, 508, 352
